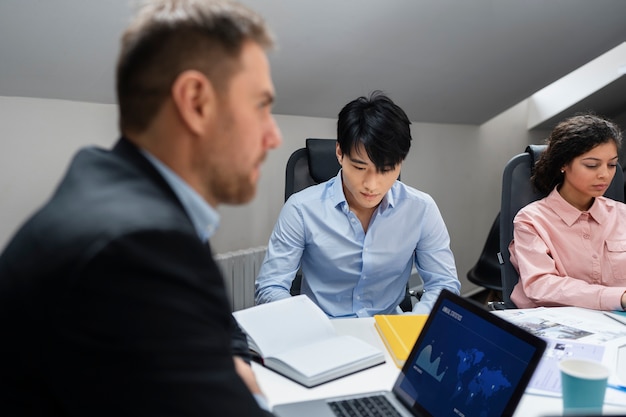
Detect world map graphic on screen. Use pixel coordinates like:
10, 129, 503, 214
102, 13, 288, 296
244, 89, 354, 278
451, 348, 512, 405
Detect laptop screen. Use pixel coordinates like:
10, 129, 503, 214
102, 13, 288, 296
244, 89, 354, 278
392, 290, 545, 417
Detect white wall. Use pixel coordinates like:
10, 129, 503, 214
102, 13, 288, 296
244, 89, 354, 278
0, 97, 118, 245
0, 95, 553, 294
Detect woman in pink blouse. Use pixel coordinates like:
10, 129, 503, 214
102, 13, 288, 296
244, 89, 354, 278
509, 114, 626, 310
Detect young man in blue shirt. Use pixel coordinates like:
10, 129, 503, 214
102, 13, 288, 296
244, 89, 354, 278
256, 92, 460, 317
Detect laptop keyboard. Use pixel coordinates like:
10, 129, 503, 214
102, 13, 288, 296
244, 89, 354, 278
328, 395, 403, 417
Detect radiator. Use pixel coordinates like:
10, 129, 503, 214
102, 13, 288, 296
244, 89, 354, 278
214, 246, 267, 311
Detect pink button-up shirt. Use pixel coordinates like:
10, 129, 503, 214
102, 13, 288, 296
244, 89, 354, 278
510, 187, 626, 310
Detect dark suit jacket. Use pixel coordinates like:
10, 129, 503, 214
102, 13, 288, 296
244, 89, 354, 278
0, 138, 271, 416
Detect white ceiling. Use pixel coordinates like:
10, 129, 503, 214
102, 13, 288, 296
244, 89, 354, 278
1, 0, 626, 125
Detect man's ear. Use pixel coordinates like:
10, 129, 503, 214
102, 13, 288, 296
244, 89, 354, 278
171, 70, 215, 136
335, 142, 343, 165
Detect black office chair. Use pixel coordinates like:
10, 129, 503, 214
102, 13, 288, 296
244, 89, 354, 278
284, 138, 417, 311
285, 138, 340, 203
498, 144, 625, 308
466, 212, 503, 302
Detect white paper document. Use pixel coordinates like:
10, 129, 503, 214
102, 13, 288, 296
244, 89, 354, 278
494, 307, 626, 406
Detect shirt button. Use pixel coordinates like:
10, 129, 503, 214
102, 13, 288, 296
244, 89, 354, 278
583, 234, 590, 239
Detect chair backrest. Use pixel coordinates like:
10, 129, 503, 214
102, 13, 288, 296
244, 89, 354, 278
466, 212, 502, 292
499, 144, 625, 308
285, 138, 340, 201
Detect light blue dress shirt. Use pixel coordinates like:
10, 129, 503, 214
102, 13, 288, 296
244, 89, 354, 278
255, 171, 460, 317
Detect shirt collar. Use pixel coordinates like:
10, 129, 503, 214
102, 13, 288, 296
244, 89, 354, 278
547, 186, 610, 226
141, 150, 220, 242
330, 171, 347, 208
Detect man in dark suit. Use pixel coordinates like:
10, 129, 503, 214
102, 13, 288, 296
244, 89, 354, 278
0, 0, 282, 415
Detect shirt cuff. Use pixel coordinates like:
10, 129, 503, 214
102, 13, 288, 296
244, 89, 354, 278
254, 393, 271, 411
601, 286, 626, 311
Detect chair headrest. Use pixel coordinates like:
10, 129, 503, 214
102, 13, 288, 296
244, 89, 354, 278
306, 139, 341, 183
525, 144, 547, 174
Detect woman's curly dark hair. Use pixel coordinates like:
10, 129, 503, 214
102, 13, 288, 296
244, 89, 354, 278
532, 114, 623, 194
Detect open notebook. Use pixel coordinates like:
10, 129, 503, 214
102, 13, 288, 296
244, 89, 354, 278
233, 295, 384, 387
273, 289, 546, 417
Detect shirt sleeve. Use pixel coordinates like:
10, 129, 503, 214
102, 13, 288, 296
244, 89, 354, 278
511, 211, 624, 310
411, 199, 461, 314
255, 198, 305, 304
231, 316, 253, 363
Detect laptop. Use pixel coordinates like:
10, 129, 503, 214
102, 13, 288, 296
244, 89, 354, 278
273, 289, 546, 417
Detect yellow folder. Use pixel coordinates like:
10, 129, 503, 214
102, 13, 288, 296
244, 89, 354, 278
374, 314, 429, 368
